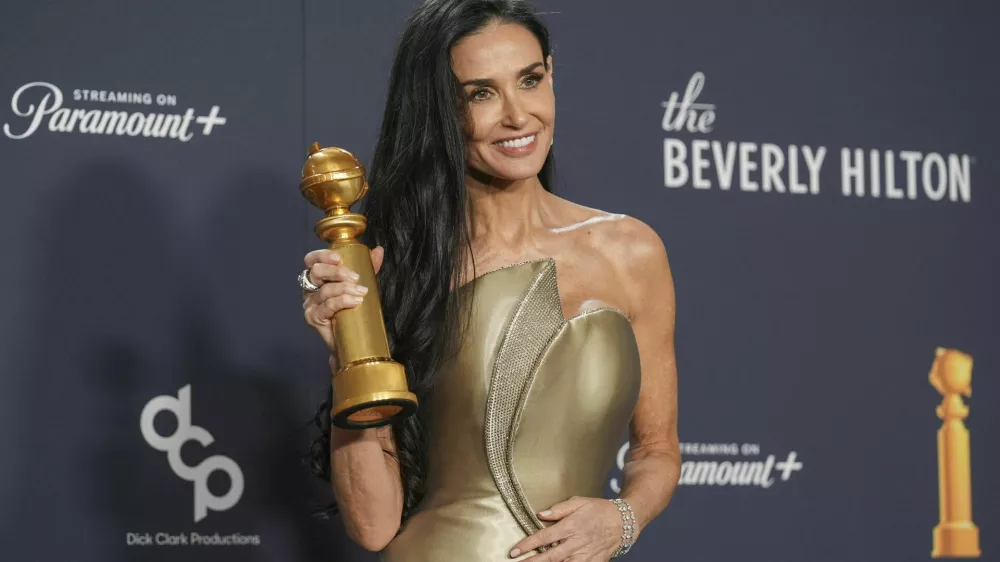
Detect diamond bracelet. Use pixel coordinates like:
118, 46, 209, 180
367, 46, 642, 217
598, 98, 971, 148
610, 498, 636, 557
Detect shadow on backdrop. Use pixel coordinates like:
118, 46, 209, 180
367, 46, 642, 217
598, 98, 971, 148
9, 160, 372, 561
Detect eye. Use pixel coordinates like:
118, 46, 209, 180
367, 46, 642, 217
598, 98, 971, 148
521, 73, 544, 88
469, 88, 492, 102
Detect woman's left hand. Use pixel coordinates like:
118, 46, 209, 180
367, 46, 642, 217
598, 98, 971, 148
508, 496, 627, 561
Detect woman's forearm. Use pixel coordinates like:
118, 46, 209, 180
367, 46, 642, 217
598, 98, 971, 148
618, 446, 681, 539
330, 426, 403, 550
328, 353, 404, 551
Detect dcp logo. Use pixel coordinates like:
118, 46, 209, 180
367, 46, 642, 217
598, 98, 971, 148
140, 384, 244, 522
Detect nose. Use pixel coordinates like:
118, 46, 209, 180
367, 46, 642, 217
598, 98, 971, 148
500, 92, 529, 128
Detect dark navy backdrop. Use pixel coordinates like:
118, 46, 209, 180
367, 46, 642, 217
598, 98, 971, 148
1, 1, 996, 561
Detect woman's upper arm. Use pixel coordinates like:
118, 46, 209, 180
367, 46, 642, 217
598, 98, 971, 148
619, 218, 680, 459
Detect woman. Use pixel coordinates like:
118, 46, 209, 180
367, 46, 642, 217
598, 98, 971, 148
301, 1, 680, 560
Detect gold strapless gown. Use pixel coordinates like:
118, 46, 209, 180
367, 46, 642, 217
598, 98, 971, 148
381, 258, 641, 562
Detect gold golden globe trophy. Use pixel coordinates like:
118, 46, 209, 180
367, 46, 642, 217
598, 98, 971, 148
929, 347, 980, 558
300, 143, 418, 429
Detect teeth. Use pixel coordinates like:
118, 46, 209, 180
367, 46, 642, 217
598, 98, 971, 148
496, 134, 535, 149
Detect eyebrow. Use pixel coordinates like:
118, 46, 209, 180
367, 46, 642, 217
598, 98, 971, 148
459, 62, 545, 87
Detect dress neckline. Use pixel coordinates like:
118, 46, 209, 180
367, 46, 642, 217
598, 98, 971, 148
457, 257, 632, 326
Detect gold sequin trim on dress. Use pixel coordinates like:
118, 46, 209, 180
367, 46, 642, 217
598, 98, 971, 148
483, 259, 565, 536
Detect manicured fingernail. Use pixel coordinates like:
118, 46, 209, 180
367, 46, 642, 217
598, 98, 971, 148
346, 295, 363, 305
539, 510, 551, 517
329, 252, 341, 262
357, 285, 369, 294
509, 548, 520, 557
349, 271, 360, 280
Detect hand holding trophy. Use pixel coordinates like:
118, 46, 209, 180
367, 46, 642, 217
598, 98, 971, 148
300, 142, 418, 429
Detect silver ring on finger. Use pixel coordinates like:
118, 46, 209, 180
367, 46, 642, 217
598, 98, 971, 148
298, 268, 321, 293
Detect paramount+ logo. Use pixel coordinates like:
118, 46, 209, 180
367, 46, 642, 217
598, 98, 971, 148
140, 384, 244, 522
3, 82, 227, 143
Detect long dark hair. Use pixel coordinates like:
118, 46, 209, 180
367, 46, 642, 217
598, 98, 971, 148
306, 0, 556, 524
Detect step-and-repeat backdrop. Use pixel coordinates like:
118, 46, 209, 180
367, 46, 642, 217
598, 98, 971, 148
1, 1, 995, 561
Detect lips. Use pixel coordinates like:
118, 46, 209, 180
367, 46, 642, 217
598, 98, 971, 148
492, 133, 538, 156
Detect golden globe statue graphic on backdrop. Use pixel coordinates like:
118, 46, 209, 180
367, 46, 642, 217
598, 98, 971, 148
929, 347, 980, 558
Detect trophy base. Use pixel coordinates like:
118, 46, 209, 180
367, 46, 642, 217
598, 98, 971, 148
932, 522, 981, 558
331, 359, 418, 429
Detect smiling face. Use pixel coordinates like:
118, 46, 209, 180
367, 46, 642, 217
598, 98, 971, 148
451, 21, 554, 183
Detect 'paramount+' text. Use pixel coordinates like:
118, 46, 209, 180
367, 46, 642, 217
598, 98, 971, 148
3, 82, 227, 143
126, 532, 261, 547
609, 441, 804, 492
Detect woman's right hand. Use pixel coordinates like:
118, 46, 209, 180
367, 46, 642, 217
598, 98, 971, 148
302, 245, 386, 353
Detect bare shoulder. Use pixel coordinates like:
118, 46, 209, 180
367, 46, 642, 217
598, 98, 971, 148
544, 196, 629, 233
553, 198, 668, 277
547, 196, 672, 314
566, 205, 672, 318
613, 215, 670, 278
603, 215, 672, 311
548, 196, 666, 267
